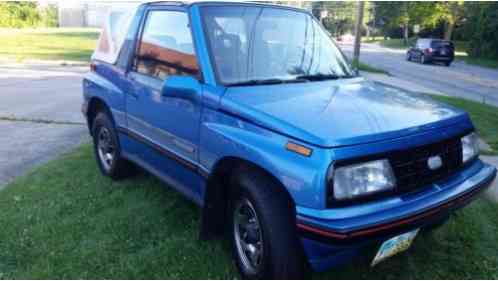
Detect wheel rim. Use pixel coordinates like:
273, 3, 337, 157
421, 55, 425, 63
233, 198, 264, 275
406, 53, 411, 61
97, 127, 115, 172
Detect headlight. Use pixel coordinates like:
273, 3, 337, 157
461, 132, 479, 163
331, 159, 396, 201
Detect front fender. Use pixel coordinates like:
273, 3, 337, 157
199, 108, 331, 209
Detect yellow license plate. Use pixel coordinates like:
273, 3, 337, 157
371, 229, 419, 267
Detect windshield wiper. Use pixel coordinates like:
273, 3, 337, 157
226, 78, 308, 87
295, 73, 351, 81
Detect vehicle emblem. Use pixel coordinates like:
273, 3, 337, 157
427, 155, 443, 170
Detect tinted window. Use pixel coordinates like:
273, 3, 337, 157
134, 11, 200, 80
202, 6, 353, 85
431, 40, 453, 48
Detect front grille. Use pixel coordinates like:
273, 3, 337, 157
327, 134, 466, 207
389, 136, 463, 194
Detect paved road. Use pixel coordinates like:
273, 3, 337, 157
0, 63, 89, 187
340, 42, 498, 107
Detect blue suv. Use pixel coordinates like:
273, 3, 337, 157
82, 1, 497, 279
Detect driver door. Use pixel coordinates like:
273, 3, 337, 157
125, 8, 203, 201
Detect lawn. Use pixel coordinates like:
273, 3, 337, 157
430, 95, 498, 153
357, 61, 390, 75
0, 96, 497, 279
455, 56, 498, 69
0, 28, 99, 62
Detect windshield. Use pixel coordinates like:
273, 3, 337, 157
201, 6, 354, 85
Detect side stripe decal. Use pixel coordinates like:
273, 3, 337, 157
117, 126, 209, 179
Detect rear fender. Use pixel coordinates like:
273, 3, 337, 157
83, 65, 127, 129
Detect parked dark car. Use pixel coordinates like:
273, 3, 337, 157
406, 38, 455, 66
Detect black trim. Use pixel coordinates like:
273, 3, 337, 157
129, 6, 205, 83
117, 126, 209, 179
327, 129, 474, 207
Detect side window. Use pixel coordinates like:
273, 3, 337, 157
134, 10, 200, 80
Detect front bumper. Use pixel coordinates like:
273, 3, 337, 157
297, 160, 496, 272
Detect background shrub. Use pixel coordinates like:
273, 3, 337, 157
0, 2, 58, 28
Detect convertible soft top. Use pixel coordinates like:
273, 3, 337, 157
92, 6, 138, 64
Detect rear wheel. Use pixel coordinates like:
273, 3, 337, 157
229, 168, 307, 279
92, 112, 134, 179
445, 61, 452, 67
420, 54, 427, 64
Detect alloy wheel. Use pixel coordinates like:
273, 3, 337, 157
97, 127, 115, 172
233, 198, 264, 275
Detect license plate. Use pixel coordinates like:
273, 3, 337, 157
371, 229, 419, 267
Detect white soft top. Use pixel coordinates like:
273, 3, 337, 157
92, 5, 139, 64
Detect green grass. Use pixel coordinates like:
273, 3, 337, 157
379, 38, 417, 50
361, 36, 384, 43
430, 95, 498, 154
0, 28, 99, 62
357, 61, 390, 75
455, 55, 498, 69
1, 138, 498, 277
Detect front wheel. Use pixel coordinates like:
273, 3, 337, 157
445, 61, 452, 67
406, 52, 411, 61
230, 169, 307, 279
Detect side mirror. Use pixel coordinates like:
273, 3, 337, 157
161, 75, 201, 101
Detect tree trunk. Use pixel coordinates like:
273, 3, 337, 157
444, 21, 455, 41
403, 24, 409, 45
353, 1, 365, 66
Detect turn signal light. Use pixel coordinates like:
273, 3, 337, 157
286, 142, 312, 157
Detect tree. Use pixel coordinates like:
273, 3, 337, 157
374, 2, 465, 42
374, 2, 412, 43
439, 2, 465, 40
463, 2, 498, 59
313, 2, 356, 36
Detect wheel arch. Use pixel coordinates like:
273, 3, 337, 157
200, 156, 296, 240
86, 97, 114, 135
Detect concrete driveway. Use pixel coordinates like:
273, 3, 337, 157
340, 42, 498, 107
0, 63, 89, 187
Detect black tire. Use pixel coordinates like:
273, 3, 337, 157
420, 54, 427, 64
406, 52, 411, 61
92, 112, 134, 180
229, 167, 308, 279
445, 61, 452, 67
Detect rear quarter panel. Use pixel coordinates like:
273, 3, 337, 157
83, 63, 128, 128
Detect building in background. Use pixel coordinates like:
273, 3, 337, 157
55, 0, 312, 28
58, 1, 139, 28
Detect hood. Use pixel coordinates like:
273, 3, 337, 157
220, 77, 472, 148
